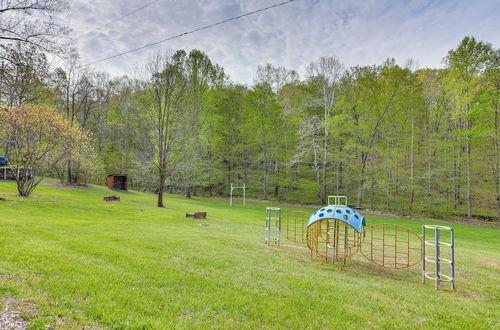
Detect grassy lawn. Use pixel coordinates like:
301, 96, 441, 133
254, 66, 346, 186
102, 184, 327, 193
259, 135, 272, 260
0, 180, 499, 329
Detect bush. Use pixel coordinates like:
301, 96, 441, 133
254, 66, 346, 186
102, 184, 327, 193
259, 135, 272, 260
0, 105, 95, 196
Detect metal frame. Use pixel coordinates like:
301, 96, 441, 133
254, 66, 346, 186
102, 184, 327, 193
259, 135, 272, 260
265, 207, 281, 246
307, 221, 424, 270
282, 211, 307, 243
328, 195, 347, 206
327, 219, 360, 265
230, 183, 246, 207
422, 225, 455, 290
360, 224, 422, 269
306, 219, 362, 265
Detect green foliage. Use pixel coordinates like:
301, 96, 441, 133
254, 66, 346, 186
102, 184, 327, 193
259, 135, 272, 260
1, 38, 498, 219
0, 105, 95, 196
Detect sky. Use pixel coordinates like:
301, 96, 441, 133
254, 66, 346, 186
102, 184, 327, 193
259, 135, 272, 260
62, 0, 500, 84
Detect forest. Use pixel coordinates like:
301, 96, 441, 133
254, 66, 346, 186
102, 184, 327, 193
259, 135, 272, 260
0, 3, 498, 221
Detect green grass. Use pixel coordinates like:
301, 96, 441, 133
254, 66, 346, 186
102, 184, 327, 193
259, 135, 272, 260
0, 180, 499, 329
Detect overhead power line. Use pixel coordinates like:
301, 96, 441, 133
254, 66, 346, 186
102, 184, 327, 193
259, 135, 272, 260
83, 0, 297, 67
69, 0, 96, 16
79, 0, 160, 38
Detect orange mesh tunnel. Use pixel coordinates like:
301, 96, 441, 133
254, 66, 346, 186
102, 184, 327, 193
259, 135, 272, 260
360, 224, 422, 269
282, 211, 308, 244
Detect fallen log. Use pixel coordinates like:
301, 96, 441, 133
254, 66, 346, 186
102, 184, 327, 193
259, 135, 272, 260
104, 196, 120, 202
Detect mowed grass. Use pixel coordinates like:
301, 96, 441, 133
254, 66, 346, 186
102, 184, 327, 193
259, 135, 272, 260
0, 180, 499, 329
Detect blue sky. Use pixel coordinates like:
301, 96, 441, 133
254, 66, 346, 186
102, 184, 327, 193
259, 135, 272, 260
63, 0, 500, 84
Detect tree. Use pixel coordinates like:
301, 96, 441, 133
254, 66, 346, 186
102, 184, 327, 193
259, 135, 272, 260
0, 104, 94, 196
476, 49, 500, 220
141, 51, 188, 207
175, 50, 225, 198
342, 60, 415, 208
244, 82, 281, 199
0, 42, 50, 107
52, 55, 98, 183
209, 84, 248, 194
0, 0, 69, 52
445, 36, 495, 218
255, 64, 299, 199
306, 57, 345, 203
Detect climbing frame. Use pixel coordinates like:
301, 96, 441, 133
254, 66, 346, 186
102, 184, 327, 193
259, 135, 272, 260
360, 224, 422, 269
282, 211, 307, 244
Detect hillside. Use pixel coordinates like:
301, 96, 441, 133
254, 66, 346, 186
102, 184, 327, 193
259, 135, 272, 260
0, 181, 499, 329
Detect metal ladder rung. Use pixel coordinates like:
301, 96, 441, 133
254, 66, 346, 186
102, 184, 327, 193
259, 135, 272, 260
422, 225, 455, 290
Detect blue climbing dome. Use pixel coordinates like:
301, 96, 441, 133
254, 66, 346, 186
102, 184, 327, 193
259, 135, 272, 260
307, 205, 366, 233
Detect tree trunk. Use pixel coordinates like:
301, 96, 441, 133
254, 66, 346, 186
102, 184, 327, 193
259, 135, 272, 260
263, 161, 270, 200
357, 154, 367, 208
336, 140, 342, 195
321, 105, 328, 204
409, 116, 415, 216
495, 98, 500, 221
370, 176, 375, 210
466, 137, 472, 218
466, 104, 472, 219
67, 160, 72, 183
157, 171, 165, 207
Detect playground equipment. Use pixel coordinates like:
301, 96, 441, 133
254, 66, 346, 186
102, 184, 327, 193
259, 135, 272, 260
305, 197, 424, 269
422, 225, 455, 290
360, 224, 422, 269
306, 197, 366, 264
265, 207, 281, 246
230, 183, 246, 207
281, 211, 307, 244
271, 196, 454, 288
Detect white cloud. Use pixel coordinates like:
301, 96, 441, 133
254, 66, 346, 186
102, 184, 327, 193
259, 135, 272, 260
62, 0, 500, 84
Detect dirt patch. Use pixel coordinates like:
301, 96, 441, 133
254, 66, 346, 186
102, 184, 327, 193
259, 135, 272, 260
0, 297, 31, 330
280, 243, 309, 250
0, 274, 11, 280
41, 181, 88, 189
464, 289, 483, 299
0, 296, 102, 329
477, 259, 500, 269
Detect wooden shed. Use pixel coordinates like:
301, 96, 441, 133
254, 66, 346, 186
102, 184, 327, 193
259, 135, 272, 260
107, 174, 128, 191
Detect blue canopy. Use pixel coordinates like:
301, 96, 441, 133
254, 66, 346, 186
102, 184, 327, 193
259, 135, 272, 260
307, 206, 366, 233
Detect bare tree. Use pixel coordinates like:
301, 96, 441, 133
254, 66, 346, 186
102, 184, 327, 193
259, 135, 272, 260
143, 51, 188, 207
52, 54, 98, 183
0, 0, 69, 52
0, 42, 50, 106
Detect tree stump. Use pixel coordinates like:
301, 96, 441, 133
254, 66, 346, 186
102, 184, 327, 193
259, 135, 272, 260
186, 212, 207, 219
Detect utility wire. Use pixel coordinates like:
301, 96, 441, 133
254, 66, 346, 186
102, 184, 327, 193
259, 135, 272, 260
83, 0, 297, 67
69, 0, 96, 16
78, 0, 160, 39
